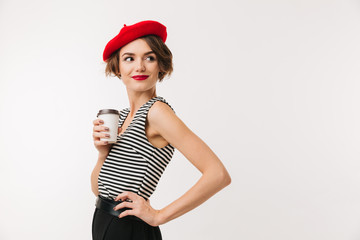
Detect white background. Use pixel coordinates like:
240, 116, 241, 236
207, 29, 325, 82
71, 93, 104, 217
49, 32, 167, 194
1, 0, 360, 239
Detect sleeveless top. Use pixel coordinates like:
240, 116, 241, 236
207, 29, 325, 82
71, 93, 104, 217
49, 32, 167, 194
98, 96, 176, 200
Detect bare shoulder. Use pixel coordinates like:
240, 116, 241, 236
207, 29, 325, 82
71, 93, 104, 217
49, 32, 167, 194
147, 100, 190, 146
148, 100, 175, 120
147, 100, 179, 133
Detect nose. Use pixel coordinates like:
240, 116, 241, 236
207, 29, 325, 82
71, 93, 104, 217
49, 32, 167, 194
135, 59, 146, 72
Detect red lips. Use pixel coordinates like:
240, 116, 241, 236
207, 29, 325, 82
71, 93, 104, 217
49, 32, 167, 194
132, 75, 149, 80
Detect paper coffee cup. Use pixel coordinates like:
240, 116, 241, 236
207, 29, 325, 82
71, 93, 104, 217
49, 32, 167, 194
97, 109, 120, 144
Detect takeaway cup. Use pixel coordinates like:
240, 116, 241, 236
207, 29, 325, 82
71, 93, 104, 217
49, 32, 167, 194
96, 109, 120, 144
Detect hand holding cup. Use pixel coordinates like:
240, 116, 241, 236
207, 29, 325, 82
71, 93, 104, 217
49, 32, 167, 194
92, 109, 121, 155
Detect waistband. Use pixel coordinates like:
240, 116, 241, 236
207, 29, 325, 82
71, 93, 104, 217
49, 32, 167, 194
95, 195, 143, 222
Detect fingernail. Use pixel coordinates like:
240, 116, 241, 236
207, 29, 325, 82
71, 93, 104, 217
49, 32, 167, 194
105, 127, 109, 131
100, 120, 104, 123
113, 207, 116, 210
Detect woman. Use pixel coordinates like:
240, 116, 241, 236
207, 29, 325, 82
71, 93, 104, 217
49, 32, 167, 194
91, 20, 231, 240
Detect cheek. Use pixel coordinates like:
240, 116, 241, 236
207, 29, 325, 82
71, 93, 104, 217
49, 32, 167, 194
149, 64, 160, 73
119, 65, 131, 74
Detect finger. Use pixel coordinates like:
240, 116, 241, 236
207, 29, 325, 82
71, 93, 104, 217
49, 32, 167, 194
119, 209, 136, 218
92, 132, 110, 139
115, 191, 137, 202
93, 119, 104, 126
94, 140, 108, 145
93, 125, 110, 133
115, 192, 129, 202
113, 201, 133, 211
117, 127, 122, 135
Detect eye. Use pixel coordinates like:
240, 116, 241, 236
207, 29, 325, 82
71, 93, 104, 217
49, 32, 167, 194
146, 56, 156, 61
124, 57, 133, 62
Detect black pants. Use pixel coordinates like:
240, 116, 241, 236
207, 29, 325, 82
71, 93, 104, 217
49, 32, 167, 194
92, 207, 162, 240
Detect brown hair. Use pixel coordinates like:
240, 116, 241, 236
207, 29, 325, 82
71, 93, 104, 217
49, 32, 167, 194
104, 35, 173, 82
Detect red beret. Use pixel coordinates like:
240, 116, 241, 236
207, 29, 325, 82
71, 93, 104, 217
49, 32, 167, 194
103, 20, 167, 61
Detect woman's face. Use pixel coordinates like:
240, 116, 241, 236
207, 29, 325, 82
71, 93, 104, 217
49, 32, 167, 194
118, 38, 160, 93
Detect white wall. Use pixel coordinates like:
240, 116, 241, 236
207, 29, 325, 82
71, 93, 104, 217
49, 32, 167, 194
1, 0, 360, 239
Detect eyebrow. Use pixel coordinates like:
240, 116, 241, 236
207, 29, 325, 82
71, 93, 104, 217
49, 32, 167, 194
121, 51, 155, 57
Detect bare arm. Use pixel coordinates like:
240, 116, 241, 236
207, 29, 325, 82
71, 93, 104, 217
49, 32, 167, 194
149, 102, 231, 224
91, 118, 122, 197
90, 153, 107, 196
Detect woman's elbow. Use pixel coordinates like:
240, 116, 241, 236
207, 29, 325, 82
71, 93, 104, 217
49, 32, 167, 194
214, 167, 231, 188
203, 161, 231, 188
221, 169, 231, 187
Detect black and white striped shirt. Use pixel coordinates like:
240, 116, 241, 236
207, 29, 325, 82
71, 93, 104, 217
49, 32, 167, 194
98, 96, 176, 200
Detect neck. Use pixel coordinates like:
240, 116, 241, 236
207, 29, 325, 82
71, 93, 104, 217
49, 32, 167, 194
125, 89, 157, 117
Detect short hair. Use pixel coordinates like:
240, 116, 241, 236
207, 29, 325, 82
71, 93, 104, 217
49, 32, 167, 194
104, 34, 173, 82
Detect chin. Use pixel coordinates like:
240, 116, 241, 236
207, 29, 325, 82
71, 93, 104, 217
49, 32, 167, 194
129, 85, 157, 92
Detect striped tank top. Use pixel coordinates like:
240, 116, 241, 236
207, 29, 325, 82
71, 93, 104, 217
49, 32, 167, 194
98, 96, 176, 200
